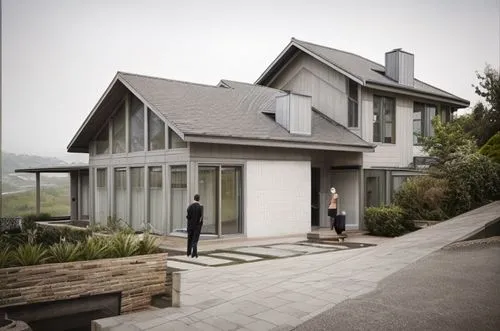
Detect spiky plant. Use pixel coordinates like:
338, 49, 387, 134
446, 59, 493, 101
109, 233, 139, 258
48, 242, 82, 263
11, 244, 49, 266
138, 234, 160, 255
81, 236, 109, 260
0, 246, 12, 268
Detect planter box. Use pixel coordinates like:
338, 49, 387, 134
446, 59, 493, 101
0, 253, 168, 313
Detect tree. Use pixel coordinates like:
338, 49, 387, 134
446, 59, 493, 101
479, 131, 500, 163
465, 65, 500, 146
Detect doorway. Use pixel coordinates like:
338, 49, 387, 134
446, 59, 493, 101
329, 169, 360, 228
311, 167, 320, 227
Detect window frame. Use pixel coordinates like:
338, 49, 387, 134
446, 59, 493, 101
347, 79, 359, 128
413, 102, 437, 145
373, 95, 396, 144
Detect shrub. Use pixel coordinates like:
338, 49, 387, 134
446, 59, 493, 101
11, 244, 49, 266
21, 213, 52, 230
365, 206, 416, 237
479, 132, 500, 163
393, 176, 448, 220
36, 225, 91, 246
109, 233, 139, 258
48, 242, 82, 263
0, 246, 12, 268
138, 234, 160, 255
81, 236, 109, 260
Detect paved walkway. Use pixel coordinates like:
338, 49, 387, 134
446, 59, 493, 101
93, 201, 500, 331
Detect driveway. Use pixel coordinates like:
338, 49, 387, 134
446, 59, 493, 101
295, 237, 500, 331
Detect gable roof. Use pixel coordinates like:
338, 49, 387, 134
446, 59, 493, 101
256, 38, 470, 107
68, 72, 375, 153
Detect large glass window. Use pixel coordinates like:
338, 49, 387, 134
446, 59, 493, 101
114, 168, 127, 222
413, 102, 436, 145
169, 128, 187, 149
149, 167, 164, 234
95, 168, 108, 223
365, 170, 386, 208
129, 95, 145, 152
221, 167, 242, 234
96, 126, 109, 155
130, 167, 144, 230
170, 166, 187, 232
347, 79, 358, 128
148, 110, 165, 150
373, 96, 396, 144
198, 166, 218, 235
112, 103, 126, 153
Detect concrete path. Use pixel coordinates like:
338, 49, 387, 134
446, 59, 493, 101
93, 201, 500, 331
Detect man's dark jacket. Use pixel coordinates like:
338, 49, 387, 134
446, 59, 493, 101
186, 202, 203, 230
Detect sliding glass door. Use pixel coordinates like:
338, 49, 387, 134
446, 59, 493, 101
198, 165, 242, 235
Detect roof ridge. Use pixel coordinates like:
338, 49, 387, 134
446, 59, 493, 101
292, 38, 385, 69
118, 71, 222, 89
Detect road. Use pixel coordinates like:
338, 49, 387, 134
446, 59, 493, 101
294, 238, 500, 331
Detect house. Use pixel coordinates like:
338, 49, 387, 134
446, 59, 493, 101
65, 38, 469, 237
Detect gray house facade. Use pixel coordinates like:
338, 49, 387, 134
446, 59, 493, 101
66, 38, 469, 237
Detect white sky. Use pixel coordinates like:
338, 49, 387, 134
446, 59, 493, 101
2, 0, 499, 163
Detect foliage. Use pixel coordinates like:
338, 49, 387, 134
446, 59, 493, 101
11, 244, 49, 266
81, 236, 109, 260
364, 206, 416, 237
479, 131, 500, 163
393, 176, 448, 221
138, 234, 160, 255
108, 233, 140, 258
0, 246, 12, 268
34, 225, 92, 246
0, 233, 27, 249
48, 242, 82, 263
438, 153, 500, 217
421, 117, 477, 165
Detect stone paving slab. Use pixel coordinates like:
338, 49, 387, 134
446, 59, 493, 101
270, 244, 331, 253
305, 243, 349, 249
93, 202, 500, 331
231, 246, 300, 257
170, 255, 233, 266
167, 260, 208, 270
209, 252, 263, 261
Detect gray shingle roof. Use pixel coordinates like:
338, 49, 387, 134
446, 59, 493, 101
118, 72, 373, 150
258, 38, 469, 106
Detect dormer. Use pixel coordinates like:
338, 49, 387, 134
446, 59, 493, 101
275, 93, 312, 136
385, 48, 414, 86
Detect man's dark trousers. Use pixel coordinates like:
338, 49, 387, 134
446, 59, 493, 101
186, 202, 203, 257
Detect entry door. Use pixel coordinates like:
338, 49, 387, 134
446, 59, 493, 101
221, 167, 242, 235
329, 170, 359, 228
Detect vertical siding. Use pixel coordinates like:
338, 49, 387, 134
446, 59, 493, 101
275, 95, 290, 130
385, 52, 398, 82
399, 52, 414, 86
289, 94, 312, 135
245, 160, 311, 237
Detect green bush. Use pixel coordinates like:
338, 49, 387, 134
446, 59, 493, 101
393, 176, 448, 220
35, 225, 91, 246
109, 233, 140, 258
81, 236, 109, 260
479, 132, 500, 163
11, 244, 49, 266
365, 206, 416, 237
48, 242, 82, 263
138, 234, 160, 255
0, 246, 12, 268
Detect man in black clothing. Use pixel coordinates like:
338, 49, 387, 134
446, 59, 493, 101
186, 194, 203, 258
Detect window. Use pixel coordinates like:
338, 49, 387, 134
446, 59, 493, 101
438, 105, 451, 123
95, 168, 108, 223
149, 167, 163, 233
168, 128, 187, 149
129, 95, 145, 152
413, 103, 436, 145
170, 166, 187, 232
373, 96, 395, 143
112, 103, 126, 153
95, 126, 109, 155
114, 168, 127, 222
347, 79, 358, 128
148, 109, 165, 150
130, 167, 144, 230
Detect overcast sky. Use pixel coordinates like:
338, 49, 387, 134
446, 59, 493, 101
2, 0, 499, 163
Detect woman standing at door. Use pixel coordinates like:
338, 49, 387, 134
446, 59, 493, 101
328, 187, 339, 230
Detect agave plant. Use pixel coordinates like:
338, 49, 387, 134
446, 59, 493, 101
11, 244, 49, 266
109, 233, 139, 258
0, 246, 12, 268
48, 242, 82, 263
138, 234, 160, 255
81, 236, 109, 260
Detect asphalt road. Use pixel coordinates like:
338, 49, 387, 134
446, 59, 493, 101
295, 238, 500, 331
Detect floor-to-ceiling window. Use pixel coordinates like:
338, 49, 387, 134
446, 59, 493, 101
114, 168, 127, 222
198, 166, 218, 234
198, 165, 243, 235
170, 165, 187, 232
365, 170, 386, 207
149, 166, 164, 234
130, 167, 145, 230
95, 168, 108, 223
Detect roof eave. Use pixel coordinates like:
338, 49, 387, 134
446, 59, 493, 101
184, 134, 375, 153
365, 81, 470, 108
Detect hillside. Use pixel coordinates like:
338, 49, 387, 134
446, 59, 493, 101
2, 151, 67, 174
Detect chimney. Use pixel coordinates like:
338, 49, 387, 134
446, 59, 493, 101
275, 93, 312, 136
385, 48, 414, 86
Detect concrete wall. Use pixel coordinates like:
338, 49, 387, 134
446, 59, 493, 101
0, 253, 168, 313
245, 160, 311, 237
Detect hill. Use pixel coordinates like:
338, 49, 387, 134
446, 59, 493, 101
2, 151, 67, 174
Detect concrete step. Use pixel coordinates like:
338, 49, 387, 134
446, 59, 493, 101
307, 231, 347, 242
